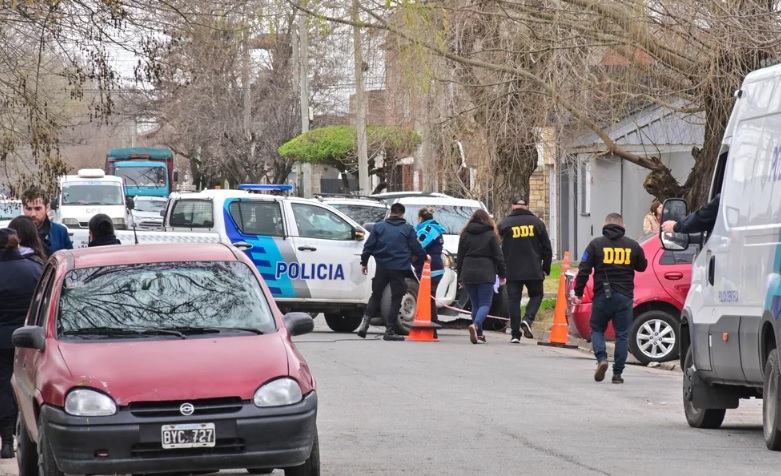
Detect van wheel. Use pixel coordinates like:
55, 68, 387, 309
630, 310, 679, 365
16, 416, 36, 476
283, 429, 320, 476
380, 279, 418, 336
37, 422, 64, 476
764, 349, 781, 450
323, 312, 362, 333
683, 348, 725, 429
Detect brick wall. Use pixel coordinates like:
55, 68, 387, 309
528, 166, 550, 227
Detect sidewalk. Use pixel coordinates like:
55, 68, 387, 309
0, 457, 14, 475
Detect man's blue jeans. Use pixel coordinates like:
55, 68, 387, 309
590, 292, 633, 374
465, 283, 495, 336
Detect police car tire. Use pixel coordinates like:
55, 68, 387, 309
323, 312, 363, 333
629, 310, 680, 365
380, 278, 418, 336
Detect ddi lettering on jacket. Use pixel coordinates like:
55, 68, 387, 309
602, 247, 632, 265
511, 225, 535, 238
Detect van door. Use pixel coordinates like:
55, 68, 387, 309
288, 202, 369, 301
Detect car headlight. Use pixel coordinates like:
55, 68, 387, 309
112, 217, 126, 226
253, 378, 303, 407
64, 389, 117, 416
62, 218, 79, 226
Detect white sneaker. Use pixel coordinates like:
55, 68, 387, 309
510, 337, 521, 344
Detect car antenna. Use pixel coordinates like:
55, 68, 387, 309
131, 220, 139, 245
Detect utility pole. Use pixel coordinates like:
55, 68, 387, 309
298, 13, 312, 197
353, 0, 369, 195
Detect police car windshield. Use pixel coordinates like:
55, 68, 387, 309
330, 204, 387, 225
403, 205, 481, 234
58, 262, 276, 338
0, 201, 21, 219
62, 183, 124, 206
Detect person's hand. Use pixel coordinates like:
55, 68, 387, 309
361, 265, 368, 276
426, 254, 431, 262
458, 282, 464, 289
543, 271, 549, 277
661, 220, 677, 234
499, 277, 507, 286
569, 295, 582, 305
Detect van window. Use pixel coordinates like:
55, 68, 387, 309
169, 200, 214, 228
722, 120, 763, 228
292, 203, 352, 240
229, 200, 284, 236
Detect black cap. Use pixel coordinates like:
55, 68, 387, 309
511, 196, 527, 206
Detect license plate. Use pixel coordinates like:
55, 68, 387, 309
161, 423, 216, 449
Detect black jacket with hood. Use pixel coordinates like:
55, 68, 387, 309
88, 234, 122, 247
361, 216, 426, 271
497, 208, 553, 280
574, 224, 648, 299
456, 222, 507, 285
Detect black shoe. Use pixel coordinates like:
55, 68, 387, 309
356, 316, 370, 339
0, 440, 13, 459
594, 360, 609, 382
521, 320, 534, 339
612, 373, 624, 384
383, 331, 405, 341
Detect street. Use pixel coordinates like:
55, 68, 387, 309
1, 320, 777, 476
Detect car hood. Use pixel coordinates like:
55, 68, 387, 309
131, 210, 163, 220
56, 333, 290, 404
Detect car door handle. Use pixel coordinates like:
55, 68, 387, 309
664, 272, 684, 280
298, 246, 317, 252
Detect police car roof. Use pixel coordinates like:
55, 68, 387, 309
56, 243, 241, 270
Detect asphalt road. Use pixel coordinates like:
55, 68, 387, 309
1, 319, 778, 476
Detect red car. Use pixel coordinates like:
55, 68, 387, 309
11, 244, 318, 476
566, 234, 697, 364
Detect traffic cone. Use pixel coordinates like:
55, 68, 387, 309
408, 260, 441, 342
538, 252, 577, 349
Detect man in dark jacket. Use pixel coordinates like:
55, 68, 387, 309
88, 214, 122, 247
661, 193, 720, 235
22, 187, 73, 255
358, 203, 427, 341
571, 213, 648, 384
498, 196, 553, 342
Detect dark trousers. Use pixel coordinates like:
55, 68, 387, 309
507, 279, 544, 339
364, 267, 408, 329
590, 292, 633, 374
428, 275, 442, 323
465, 283, 494, 336
0, 348, 16, 434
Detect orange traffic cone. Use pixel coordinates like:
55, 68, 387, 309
538, 252, 577, 349
408, 260, 441, 342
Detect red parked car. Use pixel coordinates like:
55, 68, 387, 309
11, 244, 318, 476
566, 234, 697, 364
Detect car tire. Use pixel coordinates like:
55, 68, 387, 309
764, 349, 781, 450
629, 310, 680, 365
323, 312, 362, 333
380, 278, 418, 336
283, 429, 320, 476
484, 285, 509, 332
37, 422, 64, 476
683, 348, 725, 429
16, 416, 36, 476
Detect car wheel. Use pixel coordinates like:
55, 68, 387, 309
764, 349, 781, 450
37, 422, 64, 476
484, 286, 509, 332
16, 416, 36, 476
629, 310, 680, 364
682, 348, 725, 429
379, 278, 418, 336
283, 429, 320, 476
323, 312, 362, 333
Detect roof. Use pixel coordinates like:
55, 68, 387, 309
107, 147, 173, 160
569, 102, 704, 150
57, 243, 239, 270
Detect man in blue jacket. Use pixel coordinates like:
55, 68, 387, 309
22, 188, 73, 255
359, 203, 427, 341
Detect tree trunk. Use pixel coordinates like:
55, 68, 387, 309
491, 144, 538, 220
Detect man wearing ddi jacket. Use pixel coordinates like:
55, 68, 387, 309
498, 196, 553, 343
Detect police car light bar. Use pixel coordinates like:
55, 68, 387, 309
239, 184, 294, 191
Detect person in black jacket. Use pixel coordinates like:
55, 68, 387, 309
8, 215, 47, 265
414, 207, 447, 332
661, 193, 720, 235
570, 213, 647, 384
359, 203, 427, 341
88, 213, 122, 247
0, 228, 43, 458
457, 210, 507, 344
498, 195, 553, 342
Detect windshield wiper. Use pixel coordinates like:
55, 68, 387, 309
160, 326, 264, 335
220, 327, 265, 335
62, 327, 186, 339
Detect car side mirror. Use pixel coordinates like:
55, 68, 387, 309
173, 170, 179, 182
283, 312, 314, 337
126, 197, 135, 210
159, 210, 166, 217
50, 197, 59, 211
352, 228, 366, 241
12, 326, 45, 351
660, 198, 689, 251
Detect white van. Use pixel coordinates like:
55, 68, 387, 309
662, 63, 781, 450
53, 169, 133, 230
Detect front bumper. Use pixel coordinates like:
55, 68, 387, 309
41, 391, 317, 474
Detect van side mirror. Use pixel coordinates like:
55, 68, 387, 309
173, 170, 179, 182
12, 326, 45, 351
660, 198, 689, 251
283, 312, 314, 336
50, 197, 59, 211
126, 197, 135, 210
